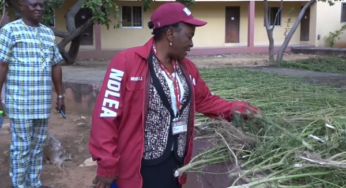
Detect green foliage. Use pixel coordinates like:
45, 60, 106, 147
176, 0, 195, 7
143, 0, 195, 12
41, 0, 64, 26
284, 7, 295, 38
82, 0, 118, 29
318, 0, 344, 6
276, 56, 346, 74
325, 24, 346, 47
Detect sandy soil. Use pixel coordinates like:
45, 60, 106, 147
0, 112, 95, 188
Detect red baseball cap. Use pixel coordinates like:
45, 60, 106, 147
150, 2, 207, 29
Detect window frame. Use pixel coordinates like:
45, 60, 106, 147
264, 6, 282, 27
120, 5, 143, 29
341, 3, 346, 23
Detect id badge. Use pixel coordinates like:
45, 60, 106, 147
172, 118, 187, 135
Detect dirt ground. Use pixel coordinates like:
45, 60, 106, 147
0, 112, 95, 188
0, 52, 332, 188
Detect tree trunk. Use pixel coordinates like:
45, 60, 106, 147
277, 0, 316, 61
264, 0, 283, 61
68, 36, 82, 63
58, 18, 93, 65
267, 30, 275, 61
0, 2, 6, 27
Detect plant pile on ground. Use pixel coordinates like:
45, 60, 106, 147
175, 69, 346, 187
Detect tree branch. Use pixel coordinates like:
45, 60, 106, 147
277, 0, 317, 61
264, 0, 269, 30
0, 2, 7, 26
6, 0, 20, 12
264, 0, 277, 61
59, 18, 93, 48
58, 44, 73, 64
66, 0, 85, 32
271, 0, 284, 31
49, 27, 70, 38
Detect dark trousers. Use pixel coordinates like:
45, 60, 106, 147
141, 152, 182, 188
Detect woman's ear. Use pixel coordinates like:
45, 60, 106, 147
165, 27, 174, 44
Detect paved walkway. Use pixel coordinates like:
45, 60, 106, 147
62, 65, 346, 87
247, 67, 346, 87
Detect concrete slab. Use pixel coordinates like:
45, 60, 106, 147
62, 66, 106, 85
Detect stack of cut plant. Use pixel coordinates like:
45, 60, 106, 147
175, 107, 346, 188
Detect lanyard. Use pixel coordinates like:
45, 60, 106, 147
153, 44, 181, 111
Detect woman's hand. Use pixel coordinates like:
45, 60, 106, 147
92, 176, 116, 188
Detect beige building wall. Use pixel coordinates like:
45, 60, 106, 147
314, 1, 346, 47
100, 1, 153, 49
99, 1, 312, 49
100, 2, 250, 49
254, 1, 312, 46
13, 0, 346, 50
191, 2, 249, 47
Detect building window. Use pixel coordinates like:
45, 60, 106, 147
268, 7, 281, 26
341, 3, 346, 22
121, 6, 142, 28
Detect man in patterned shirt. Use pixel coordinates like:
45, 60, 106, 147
0, 0, 65, 187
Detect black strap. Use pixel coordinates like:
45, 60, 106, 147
142, 51, 192, 166
147, 51, 191, 118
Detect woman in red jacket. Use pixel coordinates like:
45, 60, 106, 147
89, 2, 260, 188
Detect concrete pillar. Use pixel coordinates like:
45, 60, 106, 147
95, 24, 102, 50
248, 1, 255, 47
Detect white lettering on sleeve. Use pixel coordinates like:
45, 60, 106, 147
103, 98, 120, 109
100, 69, 124, 118
105, 90, 120, 98
101, 107, 118, 117
189, 75, 196, 86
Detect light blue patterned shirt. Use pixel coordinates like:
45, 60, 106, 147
0, 19, 63, 119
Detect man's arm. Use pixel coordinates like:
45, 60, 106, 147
0, 25, 14, 112
52, 63, 65, 112
51, 29, 65, 111
0, 62, 8, 111
52, 64, 63, 95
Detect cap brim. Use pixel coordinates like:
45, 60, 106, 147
183, 18, 207, 27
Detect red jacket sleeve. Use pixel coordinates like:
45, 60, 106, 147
193, 64, 258, 121
88, 54, 127, 177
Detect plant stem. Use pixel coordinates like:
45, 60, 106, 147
174, 156, 228, 177
229, 171, 331, 188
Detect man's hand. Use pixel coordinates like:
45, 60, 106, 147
92, 176, 116, 188
0, 99, 5, 117
56, 98, 65, 112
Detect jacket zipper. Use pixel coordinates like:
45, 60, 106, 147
179, 62, 195, 181
139, 66, 150, 188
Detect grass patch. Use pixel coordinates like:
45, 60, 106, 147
186, 68, 346, 187
276, 56, 346, 74
198, 68, 345, 115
